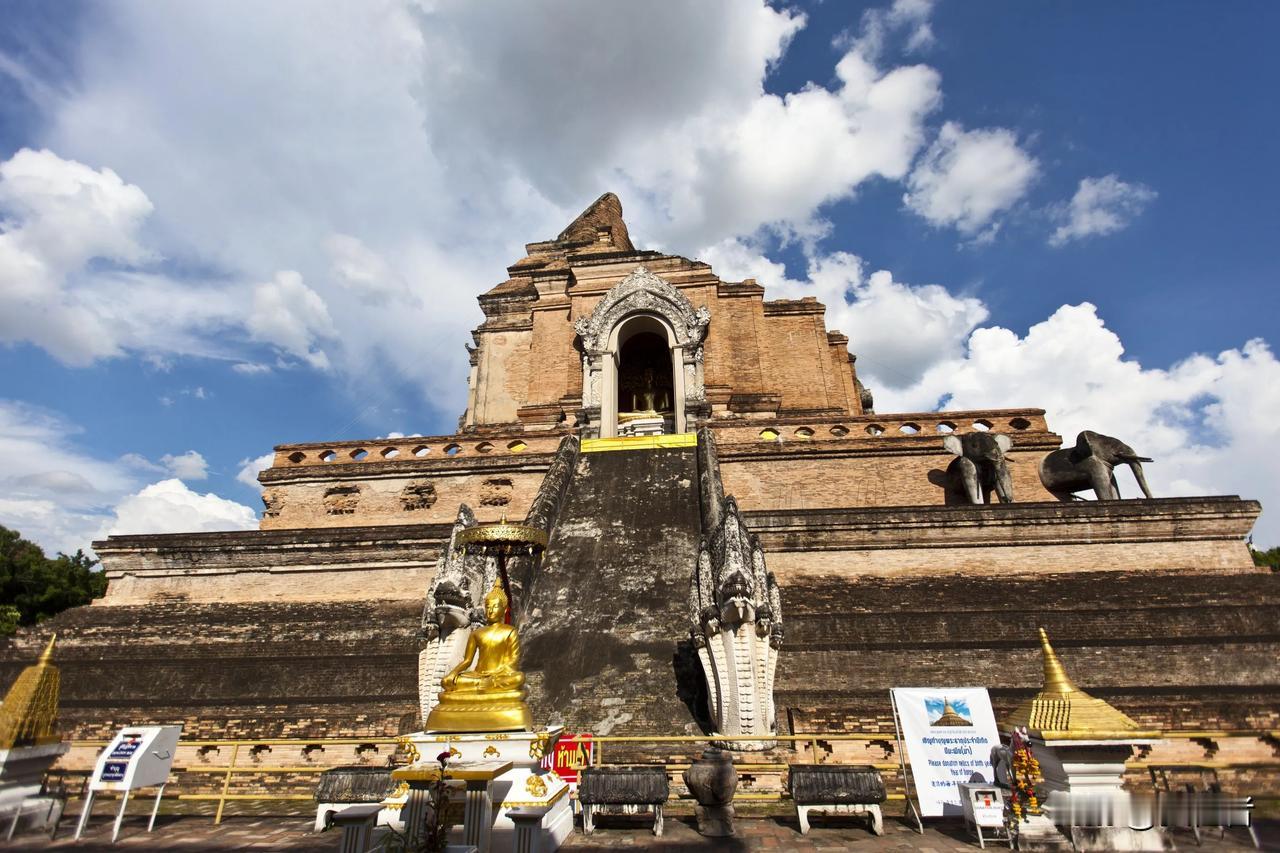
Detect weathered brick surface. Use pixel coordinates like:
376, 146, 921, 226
93, 523, 452, 603
1, 600, 424, 741
519, 446, 706, 739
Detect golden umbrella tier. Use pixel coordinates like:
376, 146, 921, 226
1001, 628, 1160, 741
454, 519, 548, 552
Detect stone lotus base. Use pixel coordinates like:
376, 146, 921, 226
390, 728, 572, 853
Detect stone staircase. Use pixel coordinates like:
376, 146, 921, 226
516, 444, 708, 736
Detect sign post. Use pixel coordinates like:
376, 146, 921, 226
890, 688, 1001, 821
75, 725, 181, 842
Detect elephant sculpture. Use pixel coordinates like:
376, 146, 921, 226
1038, 430, 1154, 501
942, 432, 1014, 505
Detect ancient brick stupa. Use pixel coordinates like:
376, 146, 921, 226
2, 193, 1274, 794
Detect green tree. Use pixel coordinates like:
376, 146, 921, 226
0, 525, 107, 626
0, 605, 19, 637
1251, 545, 1280, 572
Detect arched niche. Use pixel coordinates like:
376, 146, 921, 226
574, 267, 709, 437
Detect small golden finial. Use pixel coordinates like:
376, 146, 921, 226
1038, 627, 1078, 695
38, 634, 57, 665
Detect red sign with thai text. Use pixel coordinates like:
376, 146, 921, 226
546, 733, 593, 783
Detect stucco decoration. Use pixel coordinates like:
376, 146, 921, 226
575, 266, 710, 410
688, 430, 782, 750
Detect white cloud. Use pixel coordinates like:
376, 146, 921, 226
161, 450, 208, 480
877, 304, 1280, 542
0, 148, 151, 364
5, 0, 952, 416
854, 0, 937, 57
903, 121, 1039, 239
700, 237, 1278, 543
236, 453, 274, 493
326, 234, 416, 305
702, 239, 988, 389
246, 270, 336, 370
0, 399, 257, 555
105, 479, 258, 537
1049, 174, 1157, 246
0, 147, 245, 365
232, 361, 272, 375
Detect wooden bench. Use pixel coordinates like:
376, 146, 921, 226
788, 764, 886, 836
577, 766, 669, 837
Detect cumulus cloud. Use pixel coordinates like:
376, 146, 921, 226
160, 449, 208, 480
853, 0, 938, 57
702, 239, 988, 389
903, 121, 1039, 239
104, 479, 258, 537
0, 148, 151, 364
877, 304, 1280, 541
702, 236, 1278, 542
236, 453, 274, 492
5, 0, 951, 412
0, 147, 244, 365
1049, 174, 1157, 246
246, 270, 336, 370
0, 399, 257, 554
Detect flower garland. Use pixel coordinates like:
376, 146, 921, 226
1007, 727, 1042, 825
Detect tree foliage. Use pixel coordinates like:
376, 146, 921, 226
1252, 545, 1280, 572
0, 525, 106, 633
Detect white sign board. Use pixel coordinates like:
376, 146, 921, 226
89, 725, 181, 792
892, 687, 1000, 817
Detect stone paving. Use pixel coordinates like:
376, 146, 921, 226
4, 813, 1273, 851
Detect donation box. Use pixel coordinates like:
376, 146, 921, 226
76, 725, 183, 842
90, 725, 181, 792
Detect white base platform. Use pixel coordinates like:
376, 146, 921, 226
393, 728, 572, 853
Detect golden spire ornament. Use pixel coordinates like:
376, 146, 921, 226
0, 634, 62, 749
1002, 628, 1157, 739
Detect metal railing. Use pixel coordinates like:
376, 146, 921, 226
57, 730, 1279, 824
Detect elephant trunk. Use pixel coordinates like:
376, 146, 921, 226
1125, 459, 1155, 499
994, 463, 1014, 504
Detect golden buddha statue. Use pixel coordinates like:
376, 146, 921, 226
621, 368, 671, 420
424, 578, 533, 732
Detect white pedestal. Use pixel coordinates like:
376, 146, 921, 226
395, 729, 572, 853
618, 417, 665, 437
1027, 737, 1171, 851
0, 742, 68, 836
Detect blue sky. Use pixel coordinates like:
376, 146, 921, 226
0, 0, 1277, 554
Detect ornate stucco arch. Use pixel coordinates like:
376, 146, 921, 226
574, 267, 710, 437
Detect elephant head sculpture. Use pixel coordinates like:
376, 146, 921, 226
1038, 430, 1154, 501
942, 432, 1014, 505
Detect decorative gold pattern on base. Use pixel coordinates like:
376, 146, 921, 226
524, 774, 548, 797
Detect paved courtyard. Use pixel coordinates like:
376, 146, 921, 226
4, 812, 1272, 851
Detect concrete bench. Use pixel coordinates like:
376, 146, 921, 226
577, 766, 669, 837
325, 803, 382, 853
787, 764, 886, 836
313, 766, 395, 832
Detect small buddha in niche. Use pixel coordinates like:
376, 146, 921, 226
628, 368, 670, 415
425, 579, 533, 732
